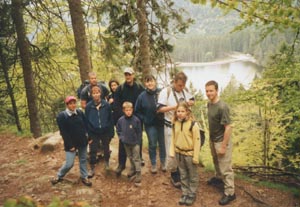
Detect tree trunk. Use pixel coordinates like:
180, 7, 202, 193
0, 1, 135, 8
136, 0, 151, 77
0, 47, 22, 132
67, 0, 91, 83
11, 0, 42, 138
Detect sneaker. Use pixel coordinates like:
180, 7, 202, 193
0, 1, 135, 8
115, 165, 125, 176
81, 178, 92, 187
219, 194, 236, 205
178, 195, 187, 205
185, 195, 196, 206
207, 177, 224, 185
170, 171, 181, 188
50, 177, 63, 185
88, 166, 95, 178
151, 165, 157, 174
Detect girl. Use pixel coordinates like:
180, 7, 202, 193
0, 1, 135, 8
170, 102, 200, 206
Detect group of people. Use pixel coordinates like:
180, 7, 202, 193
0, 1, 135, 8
51, 68, 236, 206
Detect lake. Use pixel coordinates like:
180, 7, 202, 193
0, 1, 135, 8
158, 55, 263, 95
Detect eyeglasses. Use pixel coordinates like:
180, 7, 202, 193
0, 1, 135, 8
124, 73, 132, 76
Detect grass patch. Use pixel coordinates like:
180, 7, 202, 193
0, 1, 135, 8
235, 173, 300, 197
15, 159, 28, 165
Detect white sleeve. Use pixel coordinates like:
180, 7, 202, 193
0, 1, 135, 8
157, 87, 168, 106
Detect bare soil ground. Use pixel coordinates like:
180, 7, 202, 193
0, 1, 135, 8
0, 133, 299, 207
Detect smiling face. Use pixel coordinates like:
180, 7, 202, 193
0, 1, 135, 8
205, 84, 218, 102
145, 78, 156, 91
66, 100, 77, 111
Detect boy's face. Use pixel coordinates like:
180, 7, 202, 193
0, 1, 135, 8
66, 100, 77, 111
92, 89, 101, 102
123, 107, 133, 117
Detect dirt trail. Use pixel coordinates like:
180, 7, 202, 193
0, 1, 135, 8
0, 134, 298, 207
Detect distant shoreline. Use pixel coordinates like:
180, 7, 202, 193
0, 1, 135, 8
175, 53, 257, 67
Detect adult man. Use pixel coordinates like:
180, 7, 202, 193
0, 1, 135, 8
205, 80, 236, 205
157, 71, 195, 188
80, 72, 109, 109
113, 67, 144, 176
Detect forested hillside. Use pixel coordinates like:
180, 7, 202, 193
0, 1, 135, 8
171, 0, 295, 65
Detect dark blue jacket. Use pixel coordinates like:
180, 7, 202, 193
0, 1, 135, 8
116, 115, 142, 145
113, 82, 144, 121
85, 99, 114, 138
56, 109, 88, 151
135, 88, 164, 126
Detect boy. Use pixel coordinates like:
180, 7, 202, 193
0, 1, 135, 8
51, 96, 92, 187
85, 85, 114, 178
116, 102, 142, 185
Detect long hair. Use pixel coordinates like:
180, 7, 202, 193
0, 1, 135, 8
172, 102, 194, 123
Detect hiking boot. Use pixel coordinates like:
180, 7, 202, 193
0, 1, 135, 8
141, 159, 145, 167
127, 170, 136, 178
81, 178, 92, 187
115, 165, 125, 176
88, 165, 95, 178
104, 161, 109, 171
178, 195, 187, 205
185, 195, 196, 206
135, 171, 141, 183
219, 194, 236, 205
207, 177, 224, 186
50, 177, 63, 185
170, 171, 181, 188
151, 165, 157, 174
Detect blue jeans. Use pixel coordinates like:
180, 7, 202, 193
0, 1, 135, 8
57, 145, 88, 179
145, 125, 166, 166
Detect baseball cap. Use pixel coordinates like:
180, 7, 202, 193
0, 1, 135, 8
124, 67, 135, 74
65, 96, 77, 104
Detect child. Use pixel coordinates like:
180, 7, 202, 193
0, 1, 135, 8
85, 86, 114, 177
51, 96, 92, 187
116, 102, 142, 185
170, 102, 200, 206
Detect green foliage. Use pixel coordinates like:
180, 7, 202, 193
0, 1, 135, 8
4, 196, 91, 207
96, 0, 193, 71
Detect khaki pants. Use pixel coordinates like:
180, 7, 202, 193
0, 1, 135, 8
176, 153, 199, 196
164, 125, 177, 172
210, 139, 235, 196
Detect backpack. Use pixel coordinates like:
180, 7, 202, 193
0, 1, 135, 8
189, 121, 206, 147
76, 80, 90, 98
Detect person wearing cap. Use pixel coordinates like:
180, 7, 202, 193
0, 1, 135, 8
51, 96, 92, 187
113, 67, 144, 176
80, 72, 109, 109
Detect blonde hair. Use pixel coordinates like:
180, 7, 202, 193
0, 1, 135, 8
91, 85, 102, 94
173, 102, 194, 123
122, 101, 133, 109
